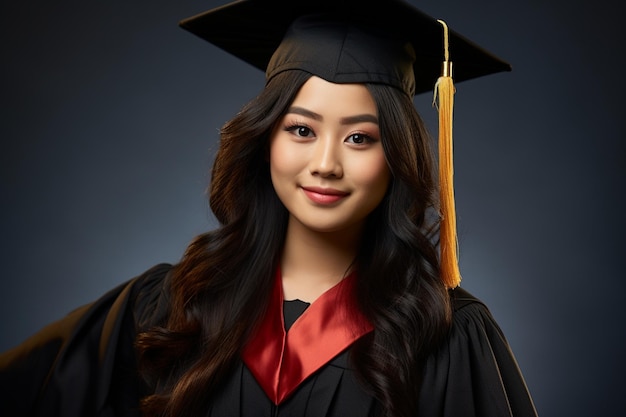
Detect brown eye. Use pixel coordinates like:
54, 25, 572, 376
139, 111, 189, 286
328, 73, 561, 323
346, 133, 370, 144
297, 126, 311, 137
285, 124, 314, 137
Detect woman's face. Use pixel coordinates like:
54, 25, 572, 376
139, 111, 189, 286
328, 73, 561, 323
270, 76, 390, 234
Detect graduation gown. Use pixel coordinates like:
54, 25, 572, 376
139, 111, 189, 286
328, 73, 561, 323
0, 263, 537, 417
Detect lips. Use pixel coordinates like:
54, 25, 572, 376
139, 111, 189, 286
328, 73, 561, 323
301, 186, 349, 205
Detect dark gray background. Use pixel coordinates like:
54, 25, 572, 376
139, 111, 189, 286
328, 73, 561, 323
1, 1, 624, 416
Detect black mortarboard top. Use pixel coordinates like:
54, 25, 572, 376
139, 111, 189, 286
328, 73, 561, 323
179, 0, 511, 96
179, 0, 512, 289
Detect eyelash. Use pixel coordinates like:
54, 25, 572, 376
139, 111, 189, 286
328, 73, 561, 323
284, 122, 377, 145
345, 133, 375, 145
284, 122, 314, 138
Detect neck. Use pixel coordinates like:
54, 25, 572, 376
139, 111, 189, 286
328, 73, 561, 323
280, 217, 363, 302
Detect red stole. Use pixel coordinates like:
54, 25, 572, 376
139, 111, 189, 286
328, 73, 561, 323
242, 270, 373, 405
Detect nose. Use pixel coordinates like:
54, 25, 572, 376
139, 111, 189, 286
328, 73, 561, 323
308, 137, 343, 178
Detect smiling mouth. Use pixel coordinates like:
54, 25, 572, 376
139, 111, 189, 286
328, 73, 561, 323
301, 186, 349, 204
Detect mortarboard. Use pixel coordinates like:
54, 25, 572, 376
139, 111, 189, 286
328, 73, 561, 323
179, 0, 511, 288
179, 0, 510, 96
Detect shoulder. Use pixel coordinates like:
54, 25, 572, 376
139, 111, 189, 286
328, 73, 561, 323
0, 263, 176, 416
448, 286, 505, 339
417, 286, 538, 417
450, 285, 484, 310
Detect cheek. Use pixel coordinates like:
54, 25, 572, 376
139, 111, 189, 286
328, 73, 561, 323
269, 137, 302, 183
353, 153, 390, 192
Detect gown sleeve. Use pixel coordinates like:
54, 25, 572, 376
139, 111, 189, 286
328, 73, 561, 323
418, 287, 538, 417
0, 263, 173, 417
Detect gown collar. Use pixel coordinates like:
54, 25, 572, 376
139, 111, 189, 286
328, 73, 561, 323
242, 269, 373, 405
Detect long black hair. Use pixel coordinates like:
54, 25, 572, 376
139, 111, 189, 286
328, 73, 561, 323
352, 83, 451, 417
137, 70, 451, 417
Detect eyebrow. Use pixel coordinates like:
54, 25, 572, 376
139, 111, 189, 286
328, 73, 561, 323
286, 106, 378, 125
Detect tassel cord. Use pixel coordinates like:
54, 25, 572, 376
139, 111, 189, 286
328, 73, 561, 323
433, 20, 461, 288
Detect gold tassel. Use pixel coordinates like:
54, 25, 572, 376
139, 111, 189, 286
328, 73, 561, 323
433, 20, 461, 288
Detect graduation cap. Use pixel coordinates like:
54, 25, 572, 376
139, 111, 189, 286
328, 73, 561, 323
179, 0, 511, 288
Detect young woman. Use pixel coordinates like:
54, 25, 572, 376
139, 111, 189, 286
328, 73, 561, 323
0, 1, 537, 416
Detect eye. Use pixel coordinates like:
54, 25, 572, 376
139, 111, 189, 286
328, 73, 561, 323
345, 133, 374, 145
285, 124, 314, 138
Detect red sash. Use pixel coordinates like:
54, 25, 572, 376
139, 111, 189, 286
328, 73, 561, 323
242, 270, 373, 404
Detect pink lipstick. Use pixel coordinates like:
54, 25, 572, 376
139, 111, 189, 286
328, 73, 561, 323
301, 186, 349, 205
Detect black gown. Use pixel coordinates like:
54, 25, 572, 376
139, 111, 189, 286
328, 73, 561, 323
0, 264, 537, 416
